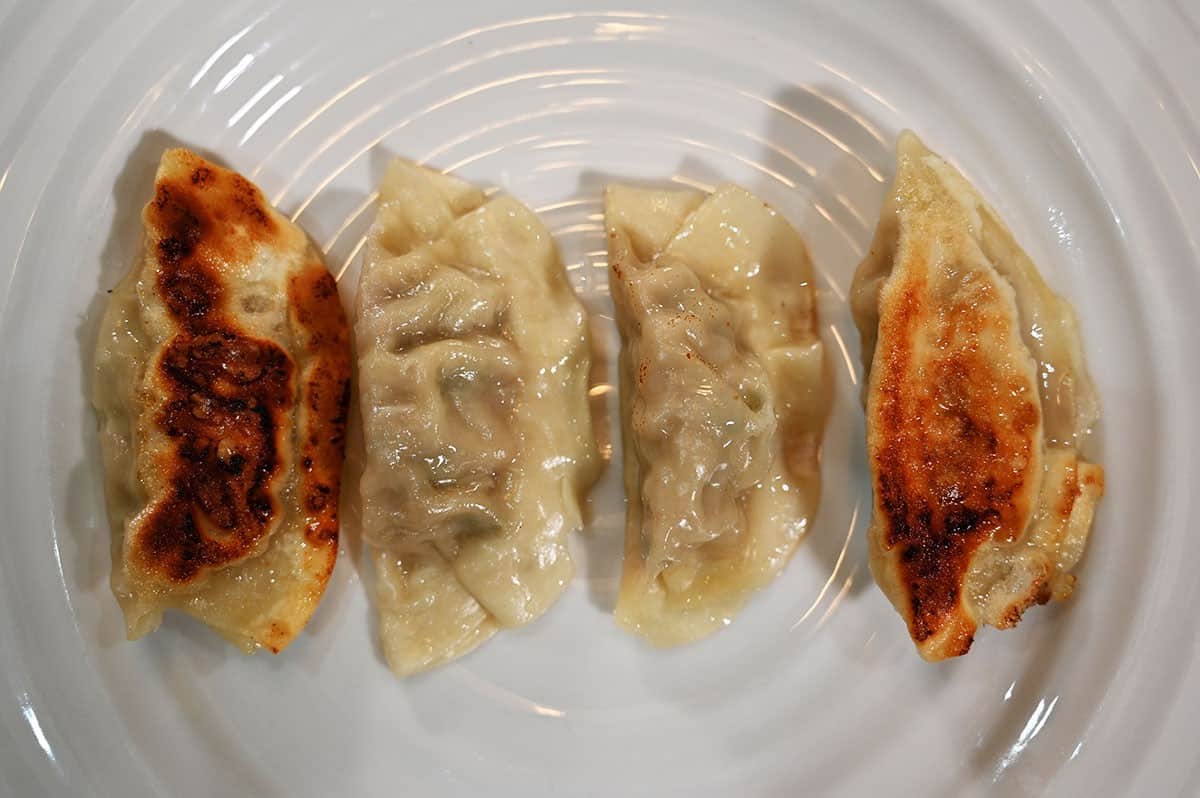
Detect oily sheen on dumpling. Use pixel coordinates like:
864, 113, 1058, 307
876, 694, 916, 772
93, 149, 351, 653
850, 131, 1104, 661
356, 160, 599, 676
606, 184, 826, 646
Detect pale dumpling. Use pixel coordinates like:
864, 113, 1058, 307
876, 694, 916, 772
850, 131, 1104, 661
356, 160, 600, 676
606, 184, 826, 646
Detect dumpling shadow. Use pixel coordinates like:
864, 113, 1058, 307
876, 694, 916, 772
148, 613, 237, 676
750, 83, 894, 609
576, 164, 724, 197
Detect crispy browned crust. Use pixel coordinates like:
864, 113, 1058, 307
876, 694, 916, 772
131, 151, 349, 600
288, 262, 351, 555
870, 246, 1041, 660
857, 133, 1103, 662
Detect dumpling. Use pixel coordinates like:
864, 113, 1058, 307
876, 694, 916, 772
356, 160, 600, 676
606, 184, 826, 646
850, 131, 1104, 661
93, 149, 352, 653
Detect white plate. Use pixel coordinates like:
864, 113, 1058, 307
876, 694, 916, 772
2, 1, 1198, 795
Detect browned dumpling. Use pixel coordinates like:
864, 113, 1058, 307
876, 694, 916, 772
850, 131, 1104, 661
93, 149, 351, 653
606, 184, 826, 646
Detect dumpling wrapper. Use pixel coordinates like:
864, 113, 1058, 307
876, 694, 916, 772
606, 184, 826, 646
93, 149, 351, 653
356, 160, 600, 676
850, 131, 1104, 661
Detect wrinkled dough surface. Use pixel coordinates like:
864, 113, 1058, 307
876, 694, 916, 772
357, 160, 599, 675
607, 184, 826, 646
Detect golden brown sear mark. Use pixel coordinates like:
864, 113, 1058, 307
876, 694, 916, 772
872, 254, 1039, 645
288, 262, 352, 549
262, 621, 292, 654
146, 331, 293, 582
136, 153, 296, 584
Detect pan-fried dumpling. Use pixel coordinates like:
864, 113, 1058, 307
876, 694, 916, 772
357, 160, 600, 676
93, 149, 351, 653
606, 184, 826, 646
850, 131, 1104, 661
